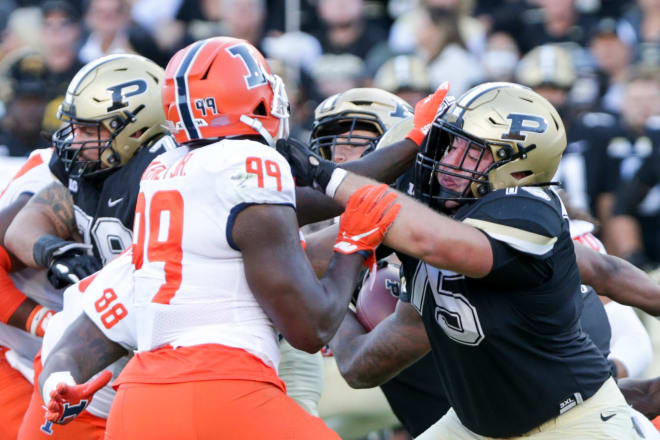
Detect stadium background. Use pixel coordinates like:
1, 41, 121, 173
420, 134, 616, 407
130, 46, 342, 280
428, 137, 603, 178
1, 0, 660, 438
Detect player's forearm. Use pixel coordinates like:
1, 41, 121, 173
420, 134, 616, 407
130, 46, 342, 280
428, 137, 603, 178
333, 172, 492, 277
577, 245, 660, 315
330, 307, 429, 388
341, 139, 418, 184
5, 212, 62, 267
295, 187, 343, 226
618, 377, 660, 419
293, 140, 417, 227
304, 224, 339, 278
308, 252, 366, 349
5, 185, 78, 268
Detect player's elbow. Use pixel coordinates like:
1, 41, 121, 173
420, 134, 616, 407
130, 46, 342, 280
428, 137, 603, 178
286, 336, 324, 354
283, 329, 326, 354
336, 360, 382, 389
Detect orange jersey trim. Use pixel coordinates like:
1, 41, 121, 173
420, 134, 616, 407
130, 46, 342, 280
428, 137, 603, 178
0, 153, 44, 199
115, 344, 284, 391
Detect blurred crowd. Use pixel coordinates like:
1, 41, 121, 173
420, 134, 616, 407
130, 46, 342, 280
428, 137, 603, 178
2, 0, 660, 438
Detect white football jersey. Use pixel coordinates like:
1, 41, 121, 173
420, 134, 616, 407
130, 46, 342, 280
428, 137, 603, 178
82, 139, 296, 371
0, 148, 63, 372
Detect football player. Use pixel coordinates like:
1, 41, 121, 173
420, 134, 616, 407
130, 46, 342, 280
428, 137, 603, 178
282, 87, 413, 423
5, 53, 177, 439
308, 102, 657, 437
310, 87, 412, 164
36, 36, 401, 439
306, 87, 454, 437
279, 82, 644, 439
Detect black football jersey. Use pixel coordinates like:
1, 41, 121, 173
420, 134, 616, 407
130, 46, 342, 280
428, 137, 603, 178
398, 187, 611, 438
49, 135, 178, 264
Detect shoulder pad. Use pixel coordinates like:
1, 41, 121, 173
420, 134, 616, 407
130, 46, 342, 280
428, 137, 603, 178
459, 187, 563, 257
581, 112, 616, 128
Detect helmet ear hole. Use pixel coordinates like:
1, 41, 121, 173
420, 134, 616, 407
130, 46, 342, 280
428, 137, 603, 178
253, 101, 267, 116
129, 127, 148, 139
511, 170, 533, 180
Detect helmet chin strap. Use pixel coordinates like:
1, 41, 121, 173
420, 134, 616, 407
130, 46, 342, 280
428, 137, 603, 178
239, 114, 275, 146
238, 73, 291, 147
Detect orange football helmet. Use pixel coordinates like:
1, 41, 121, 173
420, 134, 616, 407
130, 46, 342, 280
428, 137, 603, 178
162, 36, 289, 146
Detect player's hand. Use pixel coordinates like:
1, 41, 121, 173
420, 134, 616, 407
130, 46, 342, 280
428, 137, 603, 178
45, 370, 112, 425
335, 184, 401, 267
275, 137, 337, 191
47, 253, 101, 289
406, 82, 452, 146
33, 235, 102, 289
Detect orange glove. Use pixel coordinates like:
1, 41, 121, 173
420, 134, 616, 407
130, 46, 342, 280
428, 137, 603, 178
406, 81, 450, 146
334, 184, 401, 268
44, 370, 112, 424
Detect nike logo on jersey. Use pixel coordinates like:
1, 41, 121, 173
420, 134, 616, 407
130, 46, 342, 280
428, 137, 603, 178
107, 197, 124, 208
600, 411, 616, 422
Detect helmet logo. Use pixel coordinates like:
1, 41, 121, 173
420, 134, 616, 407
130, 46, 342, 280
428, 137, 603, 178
389, 102, 411, 118
227, 44, 268, 89
501, 113, 547, 141
106, 79, 148, 112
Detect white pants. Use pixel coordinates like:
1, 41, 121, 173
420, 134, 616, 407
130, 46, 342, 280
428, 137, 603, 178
417, 378, 642, 439
278, 339, 324, 416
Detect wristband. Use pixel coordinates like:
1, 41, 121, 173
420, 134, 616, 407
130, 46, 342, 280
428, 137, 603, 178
356, 250, 372, 261
42, 371, 76, 406
26, 305, 53, 337
325, 168, 348, 198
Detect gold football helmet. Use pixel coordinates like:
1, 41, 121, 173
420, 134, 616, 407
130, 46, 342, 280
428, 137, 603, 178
310, 88, 413, 160
374, 116, 414, 151
415, 82, 567, 210
514, 44, 576, 90
53, 54, 167, 177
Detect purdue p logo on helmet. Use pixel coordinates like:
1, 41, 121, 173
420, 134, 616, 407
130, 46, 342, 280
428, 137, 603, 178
53, 54, 167, 177
414, 82, 567, 209
310, 88, 413, 160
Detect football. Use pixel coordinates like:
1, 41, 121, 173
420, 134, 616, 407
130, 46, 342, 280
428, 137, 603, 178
355, 262, 401, 331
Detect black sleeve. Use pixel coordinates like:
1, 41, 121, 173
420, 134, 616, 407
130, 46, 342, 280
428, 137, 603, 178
481, 233, 553, 288
48, 151, 68, 186
461, 189, 564, 260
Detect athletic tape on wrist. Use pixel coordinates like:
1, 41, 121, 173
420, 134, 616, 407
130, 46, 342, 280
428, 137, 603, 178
325, 168, 348, 199
42, 371, 76, 407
